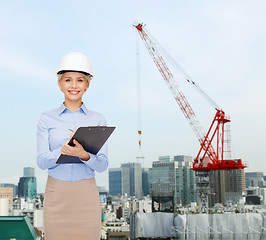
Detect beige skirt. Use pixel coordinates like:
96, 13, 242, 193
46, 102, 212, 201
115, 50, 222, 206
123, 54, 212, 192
43, 176, 101, 240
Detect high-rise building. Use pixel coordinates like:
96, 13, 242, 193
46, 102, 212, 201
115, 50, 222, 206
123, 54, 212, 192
121, 167, 130, 197
23, 167, 35, 177
0, 184, 17, 198
142, 168, 150, 196
109, 168, 122, 196
174, 155, 193, 162
209, 169, 245, 206
109, 164, 144, 198
149, 155, 196, 206
183, 164, 197, 205
18, 167, 37, 199
121, 163, 142, 199
0, 187, 13, 208
245, 172, 264, 188
159, 156, 174, 162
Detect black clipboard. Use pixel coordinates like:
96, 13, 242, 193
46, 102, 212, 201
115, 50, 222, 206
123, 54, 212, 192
56, 126, 115, 164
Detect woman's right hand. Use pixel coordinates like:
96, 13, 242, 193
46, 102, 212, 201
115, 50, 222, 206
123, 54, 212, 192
61, 139, 90, 161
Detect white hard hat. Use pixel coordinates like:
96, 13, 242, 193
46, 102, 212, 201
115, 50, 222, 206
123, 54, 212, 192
56, 52, 94, 77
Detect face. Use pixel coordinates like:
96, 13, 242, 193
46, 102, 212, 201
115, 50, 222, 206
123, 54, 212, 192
58, 72, 90, 103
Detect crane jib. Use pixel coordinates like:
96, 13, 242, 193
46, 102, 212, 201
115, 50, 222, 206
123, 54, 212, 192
134, 23, 247, 171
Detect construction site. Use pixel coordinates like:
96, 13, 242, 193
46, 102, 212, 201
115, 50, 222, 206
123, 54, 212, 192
128, 23, 260, 240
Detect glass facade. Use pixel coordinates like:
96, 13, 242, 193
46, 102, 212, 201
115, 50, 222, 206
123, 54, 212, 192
150, 156, 196, 206
109, 169, 122, 196
23, 167, 35, 177
245, 172, 264, 188
121, 163, 142, 199
175, 167, 184, 204
209, 169, 245, 206
183, 166, 197, 204
18, 177, 37, 199
142, 168, 149, 196
109, 164, 144, 198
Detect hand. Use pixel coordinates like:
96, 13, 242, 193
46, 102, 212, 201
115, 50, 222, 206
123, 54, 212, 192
61, 139, 90, 161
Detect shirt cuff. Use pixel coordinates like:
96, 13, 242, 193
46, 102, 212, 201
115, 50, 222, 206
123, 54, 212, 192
80, 153, 96, 166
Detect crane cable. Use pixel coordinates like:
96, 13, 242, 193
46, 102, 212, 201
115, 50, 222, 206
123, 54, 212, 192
136, 29, 145, 163
145, 28, 221, 110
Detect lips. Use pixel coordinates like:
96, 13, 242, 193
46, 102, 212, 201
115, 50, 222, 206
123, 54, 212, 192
68, 90, 80, 95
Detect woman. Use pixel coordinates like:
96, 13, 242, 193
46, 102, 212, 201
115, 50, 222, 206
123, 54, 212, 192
37, 52, 108, 239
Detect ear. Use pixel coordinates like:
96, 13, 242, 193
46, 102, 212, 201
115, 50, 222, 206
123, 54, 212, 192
58, 79, 63, 91
85, 79, 90, 91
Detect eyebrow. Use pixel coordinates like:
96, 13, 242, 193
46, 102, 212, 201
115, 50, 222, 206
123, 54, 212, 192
62, 76, 86, 80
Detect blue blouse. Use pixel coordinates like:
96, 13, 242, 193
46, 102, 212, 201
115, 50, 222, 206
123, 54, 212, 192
37, 103, 108, 182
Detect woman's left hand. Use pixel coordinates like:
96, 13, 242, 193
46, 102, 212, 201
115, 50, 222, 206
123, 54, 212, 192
61, 139, 90, 161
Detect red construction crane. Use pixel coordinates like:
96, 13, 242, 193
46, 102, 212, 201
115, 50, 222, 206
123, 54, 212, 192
134, 23, 247, 171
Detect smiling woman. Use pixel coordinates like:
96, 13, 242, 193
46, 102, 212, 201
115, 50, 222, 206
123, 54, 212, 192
58, 72, 90, 112
37, 52, 107, 240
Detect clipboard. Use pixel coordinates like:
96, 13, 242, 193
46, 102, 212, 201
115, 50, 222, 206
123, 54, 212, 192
56, 126, 115, 164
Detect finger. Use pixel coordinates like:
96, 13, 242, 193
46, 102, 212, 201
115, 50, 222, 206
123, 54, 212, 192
61, 147, 67, 154
62, 146, 74, 155
73, 139, 82, 147
61, 142, 72, 154
61, 142, 68, 151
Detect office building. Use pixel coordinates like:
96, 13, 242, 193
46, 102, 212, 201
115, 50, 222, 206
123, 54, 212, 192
149, 155, 196, 206
121, 163, 142, 199
109, 164, 144, 198
245, 172, 264, 188
174, 155, 193, 162
142, 168, 150, 196
24, 167, 35, 177
245, 187, 264, 205
0, 184, 17, 198
0, 187, 13, 208
159, 156, 174, 162
18, 167, 37, 199
209, 169, 245, 206
121, 167, 130, 197
109, 168, 122, 196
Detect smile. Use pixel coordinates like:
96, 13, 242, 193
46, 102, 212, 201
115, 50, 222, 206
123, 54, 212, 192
68, 90, 80, 95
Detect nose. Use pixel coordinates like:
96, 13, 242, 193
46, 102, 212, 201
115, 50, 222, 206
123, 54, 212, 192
71, 80, 77, 88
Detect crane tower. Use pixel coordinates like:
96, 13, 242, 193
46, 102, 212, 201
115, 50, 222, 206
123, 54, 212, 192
134, 23, 247, 212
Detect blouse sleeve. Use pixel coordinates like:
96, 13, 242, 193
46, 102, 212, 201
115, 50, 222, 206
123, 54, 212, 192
36, 114, 61, 170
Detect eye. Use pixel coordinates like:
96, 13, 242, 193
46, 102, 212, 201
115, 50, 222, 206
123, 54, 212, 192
78, 79, 85, 82
64, 79, 71, 82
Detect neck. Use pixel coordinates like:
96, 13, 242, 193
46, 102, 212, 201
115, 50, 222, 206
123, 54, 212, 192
64, 100, 82, 112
